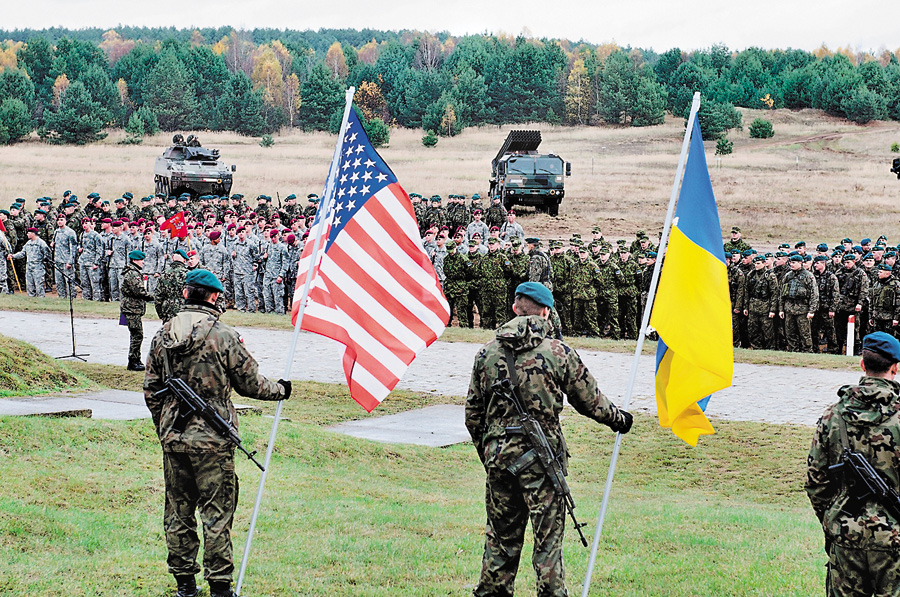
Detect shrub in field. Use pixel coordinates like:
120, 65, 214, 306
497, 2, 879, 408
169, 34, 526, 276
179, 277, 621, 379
422, 130, 438, 147
0, 98, 33, 144
716, 137, 733, 155
119, 112, 144, 145
363, 117, 389, 148
749, 118, 775, 138
891, 142, 899, 153
259, 134, 274, 148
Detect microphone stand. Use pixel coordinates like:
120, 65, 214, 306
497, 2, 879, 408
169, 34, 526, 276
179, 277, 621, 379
52, 261, 89, 362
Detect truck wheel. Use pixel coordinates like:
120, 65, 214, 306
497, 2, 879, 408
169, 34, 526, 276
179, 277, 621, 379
548, 202, 559, 217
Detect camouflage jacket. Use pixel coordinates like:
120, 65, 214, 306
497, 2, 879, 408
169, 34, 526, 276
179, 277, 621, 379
121, 262, 153, 316
527, 249, 553, 291
140, 239, 164, 275
80, 230, 104, 267
263, 241, 289, 279
465, 315, 627, 472
728, 264, 747, 311
53, 226, 78, 265
618, 257, 642, 298
143, 302, 285, 453
109, 234, 129, 268
870, 277, 900, 322
484, 204, 507, 229
596, 259, 625, 300
442, 250, 470, 295
779, 268, 819, 314
815, 269, 840, 314
571, 258, 601, 300
478, 250, 510, 284
507, 251, 529, 290
836, 266, 869, 312
550, 253, 574, 295
723, 239, 752, 255
425, 206, 448, 230
155, 261, 188, 322
11, 238, 50, 269
806, 376, 900, 549
746, 268, 778, 314
200, 242, 230, 278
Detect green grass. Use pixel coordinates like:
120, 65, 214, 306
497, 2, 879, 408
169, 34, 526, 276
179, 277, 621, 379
0, 334, 97, 397
0, 293, 861, 371
0, 372, 826, 596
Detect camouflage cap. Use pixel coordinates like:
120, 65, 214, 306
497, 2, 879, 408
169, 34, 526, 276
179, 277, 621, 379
185, 269, 224, 293
487, 237, 499, 245
592, 226, 602, 233
468, 240, 478, 247
731, 226, 741, 233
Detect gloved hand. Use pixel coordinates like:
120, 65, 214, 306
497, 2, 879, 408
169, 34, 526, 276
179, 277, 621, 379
611, 410, 633, 434
277, 379, 292, 401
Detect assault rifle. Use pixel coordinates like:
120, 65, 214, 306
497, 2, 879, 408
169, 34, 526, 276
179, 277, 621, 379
829, 448, 900, 521
153, 377, 265, 471
492, 377, 589, 547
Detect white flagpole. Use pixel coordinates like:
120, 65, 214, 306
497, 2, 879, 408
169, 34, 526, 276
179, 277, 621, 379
580, 92, 702, 597
236, 86, 356, 596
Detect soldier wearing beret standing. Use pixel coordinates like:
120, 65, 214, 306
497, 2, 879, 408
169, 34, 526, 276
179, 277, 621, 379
121, 250, 154, 370
780, 254, 819, 353
144, 269, 291, 597
806, 332, 900, 596
465, 281, 632, 597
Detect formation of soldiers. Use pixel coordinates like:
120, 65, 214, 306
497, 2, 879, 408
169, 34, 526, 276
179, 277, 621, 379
5, 189, 893, 352
725, 227, 900, 354
1, 190, 320, 316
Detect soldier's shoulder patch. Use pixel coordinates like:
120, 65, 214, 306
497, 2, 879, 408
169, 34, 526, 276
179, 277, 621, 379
593, 265, 600, 273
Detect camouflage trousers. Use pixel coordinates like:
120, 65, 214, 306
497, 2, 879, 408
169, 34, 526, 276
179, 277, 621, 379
553, 294, 570, 335
618, 292, 638, 340
109, 267, 123, 301
162, 451, 238, 583
446, 291, 469, 328
124, 312, 143, 363
596, 295, 619, 340
474, 466, 567, 597
573, 298, 598, 337
262, 277, 284, 314
826, 543, 900, 596
480, 285, 507, 330
812, 311, 840, 354
872, 319, 900, 338
25, 265, 45, 297
466, 287, 482, 329
234, 273, 257, 312
0, 259, 8, 294
55, 263, 77, 299
747, 311, 775, 350
784, 312, 813, 352
732, 311, 743, 348
80, 263, 103, 301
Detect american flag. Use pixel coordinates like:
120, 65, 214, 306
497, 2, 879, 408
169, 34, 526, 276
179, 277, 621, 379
291, 108, 450, 411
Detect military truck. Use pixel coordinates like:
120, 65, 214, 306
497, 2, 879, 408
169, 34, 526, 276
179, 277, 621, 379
154, 134, 236, 198
489, 130, 570, 216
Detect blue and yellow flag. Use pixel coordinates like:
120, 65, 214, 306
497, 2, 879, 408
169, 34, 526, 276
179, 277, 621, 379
650, 114, 733, 446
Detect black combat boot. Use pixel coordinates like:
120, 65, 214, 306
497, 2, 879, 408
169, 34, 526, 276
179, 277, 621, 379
174, 575, 198, 597
209, 580, 237, 597
126, 359, 145, 371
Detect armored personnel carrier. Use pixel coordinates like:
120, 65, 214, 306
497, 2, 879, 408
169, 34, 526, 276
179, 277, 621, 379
489, 130, 570, 216
154, 134, 235, 198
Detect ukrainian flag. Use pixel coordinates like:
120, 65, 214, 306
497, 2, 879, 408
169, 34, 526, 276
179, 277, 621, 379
650, 114, 733, 446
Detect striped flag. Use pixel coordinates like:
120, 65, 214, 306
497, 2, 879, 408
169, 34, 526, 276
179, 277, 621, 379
291, 108, 451, 411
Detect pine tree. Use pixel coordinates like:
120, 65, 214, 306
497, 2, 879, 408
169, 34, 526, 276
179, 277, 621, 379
40, 81, 106, 144
144, 51, 199, 131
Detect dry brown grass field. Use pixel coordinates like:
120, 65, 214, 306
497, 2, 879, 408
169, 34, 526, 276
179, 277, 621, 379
2, 107, 900, 247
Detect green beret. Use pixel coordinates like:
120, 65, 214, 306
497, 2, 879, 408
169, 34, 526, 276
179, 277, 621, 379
173, 249, 188, 259
515, 282, 554, 309
525, 237, 539, 245
128, 250, 146, 261
122, 192, 133, 200
0, 210, 8, 216
813, 255, 828, 262
789, 255, 802, 262
185, 269, 224, 293
286, 194, 296, 200
877, 263, 892, 272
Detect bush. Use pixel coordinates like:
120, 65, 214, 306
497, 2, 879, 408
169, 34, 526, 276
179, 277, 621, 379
891, 142, 899, 153
135, 106, 160, 135
422, 130, 438, 148
259, 134, 274, 148
748, 118, 774, 139
363, 117, 389, 148
715, 137, 733, 155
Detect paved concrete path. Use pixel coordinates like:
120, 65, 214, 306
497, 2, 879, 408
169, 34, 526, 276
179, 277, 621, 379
0, 310, 855, 427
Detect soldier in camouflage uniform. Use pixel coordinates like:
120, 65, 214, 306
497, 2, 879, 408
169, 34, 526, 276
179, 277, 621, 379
443, 241, 471, 327
779, 255, 819, 353
478, 238, 511, 329
144, 269, 289, 597
53, 214, 78, 298
526, 238, 562, 339
729, 256, 747, 348
617, 244, 642, 340
79, 218, 104, 301
108, 221, 129, 301
869, 264, 900, 336
723, 226, 751, 255
744, 255, 778, 349
595, 245, 623, 340
155, 250, 189, 322
262, 230, 289, 314
571, 245, 601, 337
465, 240, 484, 328
812, 255, 841, 354
465, 282, 632, 597
836, 254, 870, 354
549, 240, 574, 334
121, 250, 154, 370
231, 227, 260, 312
484, 195, 507, 230
9, 228, 50, 296
806, 332, 900, 597
505, 238, 529, 322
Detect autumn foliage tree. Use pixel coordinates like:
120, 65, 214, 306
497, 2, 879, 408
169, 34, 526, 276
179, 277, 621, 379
325, 42, 348, 80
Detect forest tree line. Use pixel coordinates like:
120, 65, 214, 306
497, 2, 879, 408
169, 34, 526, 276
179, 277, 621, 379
0, 27, 898, 145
